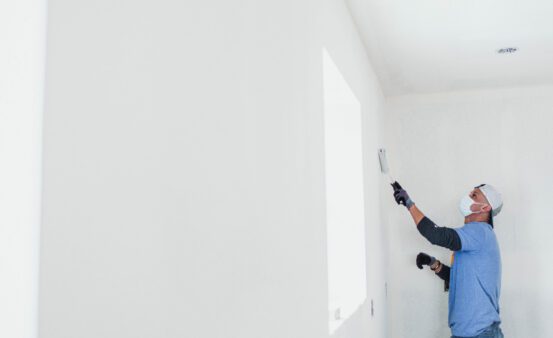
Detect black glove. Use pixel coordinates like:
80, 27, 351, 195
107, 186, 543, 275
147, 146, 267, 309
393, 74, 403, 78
392, 182, 414, 208
416, 252, 436, 270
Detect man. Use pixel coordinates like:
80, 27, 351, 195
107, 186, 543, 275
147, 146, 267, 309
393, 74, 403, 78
393, 182, 504, 338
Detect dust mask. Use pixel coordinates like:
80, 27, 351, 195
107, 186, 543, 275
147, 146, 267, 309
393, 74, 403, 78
458, 195, 486, 217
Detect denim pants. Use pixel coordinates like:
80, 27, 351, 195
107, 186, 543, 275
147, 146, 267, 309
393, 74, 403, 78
451, 322, 504, 338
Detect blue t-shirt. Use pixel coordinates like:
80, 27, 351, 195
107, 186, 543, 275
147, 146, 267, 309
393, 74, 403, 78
449, 222, 502, 337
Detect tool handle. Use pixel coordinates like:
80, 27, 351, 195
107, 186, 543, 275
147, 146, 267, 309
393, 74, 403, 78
391, 181, 402, 191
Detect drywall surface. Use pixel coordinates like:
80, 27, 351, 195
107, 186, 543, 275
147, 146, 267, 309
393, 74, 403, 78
39, 1, 386, 338
0, 1, 45, 337
323, 1, 387, 338
384, 85, 553, 338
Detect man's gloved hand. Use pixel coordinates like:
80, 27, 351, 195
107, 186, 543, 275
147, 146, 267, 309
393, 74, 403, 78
392, 182, 414, 209
416, 252, 436, 270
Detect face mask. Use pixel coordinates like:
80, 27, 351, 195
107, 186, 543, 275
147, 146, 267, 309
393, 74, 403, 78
458, 194, 487, 217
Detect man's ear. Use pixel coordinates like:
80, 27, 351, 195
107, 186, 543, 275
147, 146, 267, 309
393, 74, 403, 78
483, 204, 492, 212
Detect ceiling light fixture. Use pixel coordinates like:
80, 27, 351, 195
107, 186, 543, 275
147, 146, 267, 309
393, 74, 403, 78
497, 47, 518, 54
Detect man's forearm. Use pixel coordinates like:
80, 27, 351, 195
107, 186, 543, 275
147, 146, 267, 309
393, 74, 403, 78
434, 262, 451, 292
407, 204, 425, 225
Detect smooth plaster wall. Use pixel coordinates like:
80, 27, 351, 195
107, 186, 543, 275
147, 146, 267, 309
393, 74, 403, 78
39, 1, 386, 338
324, 1, 387, 338
384, 85, 553, 338
0, 0, 45, 337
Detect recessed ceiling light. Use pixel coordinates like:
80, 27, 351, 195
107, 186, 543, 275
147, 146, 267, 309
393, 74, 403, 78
497, 47, 518, 54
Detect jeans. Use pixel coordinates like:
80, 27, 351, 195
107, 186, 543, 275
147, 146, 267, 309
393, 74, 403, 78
451, 322, 504, 338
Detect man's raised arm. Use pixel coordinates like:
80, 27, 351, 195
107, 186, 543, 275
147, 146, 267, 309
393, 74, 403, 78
392, 182, 462, 251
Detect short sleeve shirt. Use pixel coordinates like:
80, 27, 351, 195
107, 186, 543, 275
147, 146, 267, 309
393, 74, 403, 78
449, 222, 502, 337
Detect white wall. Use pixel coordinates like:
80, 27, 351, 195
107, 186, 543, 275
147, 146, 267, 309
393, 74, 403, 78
384, 85, 553, 338
39, 1, 386, 338
0, 1, 45, 338
323, 2, 387, 338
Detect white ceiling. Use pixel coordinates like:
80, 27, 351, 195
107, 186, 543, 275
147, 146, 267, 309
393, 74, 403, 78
346, 0, 553, 96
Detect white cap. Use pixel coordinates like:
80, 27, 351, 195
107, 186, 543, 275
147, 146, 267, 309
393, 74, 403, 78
478, 184, 503, 217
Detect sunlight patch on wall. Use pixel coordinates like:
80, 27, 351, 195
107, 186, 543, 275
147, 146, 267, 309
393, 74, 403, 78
323, 48, 367, 335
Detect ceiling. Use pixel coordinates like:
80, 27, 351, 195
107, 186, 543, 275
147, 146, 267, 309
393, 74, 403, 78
346, 0, 553, 96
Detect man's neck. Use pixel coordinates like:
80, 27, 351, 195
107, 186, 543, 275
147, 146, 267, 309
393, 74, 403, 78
464, 213, 490, 224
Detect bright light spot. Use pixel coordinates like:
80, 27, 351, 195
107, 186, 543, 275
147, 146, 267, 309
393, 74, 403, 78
323, 49, 367, 335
